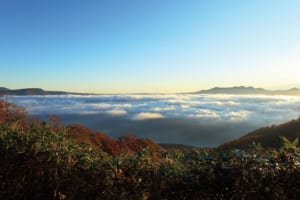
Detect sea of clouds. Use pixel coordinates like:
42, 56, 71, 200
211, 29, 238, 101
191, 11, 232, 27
4, 94, 300, 147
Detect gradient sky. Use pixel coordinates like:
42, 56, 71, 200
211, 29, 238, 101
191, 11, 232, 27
1, 0, 300, 93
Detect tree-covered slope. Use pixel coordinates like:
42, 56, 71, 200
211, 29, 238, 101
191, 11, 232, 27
219, 118, 300, 149
1, 99, 300, 199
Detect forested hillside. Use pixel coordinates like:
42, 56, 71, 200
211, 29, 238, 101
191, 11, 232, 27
1, 100, 300, 199
219, 119, 300, 149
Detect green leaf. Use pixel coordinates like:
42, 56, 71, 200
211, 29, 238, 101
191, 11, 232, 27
292, 138, 298, 147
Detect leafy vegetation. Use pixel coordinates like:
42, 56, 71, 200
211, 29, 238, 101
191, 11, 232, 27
280, 136, 299, 152
1, 99, 300, 199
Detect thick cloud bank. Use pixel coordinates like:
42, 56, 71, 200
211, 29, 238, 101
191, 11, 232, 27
4, 94, 300, 147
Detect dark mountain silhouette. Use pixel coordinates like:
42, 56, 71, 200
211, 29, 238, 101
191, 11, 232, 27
195, 86, 300, 96
0, 87, 9, 91
219, 118, 300, 149
0, 87, 92, 96
2, 86, 300, 96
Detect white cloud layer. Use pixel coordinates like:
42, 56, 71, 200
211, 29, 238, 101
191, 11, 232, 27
106, 109, 127, 116
133, 112, 165, 120
4, 94, 300, 126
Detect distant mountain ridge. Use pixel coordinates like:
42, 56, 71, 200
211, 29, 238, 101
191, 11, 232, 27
195, 86, 300, 96
0, 87, 92, 96
2, 86, 300, 96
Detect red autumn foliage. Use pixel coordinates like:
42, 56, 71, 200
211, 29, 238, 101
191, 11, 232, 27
66, 126, 162, 155
137, 138, 162, 152
0, 99, 27, 123
66, 124, 121, 154
0, 99, 162, 155
118, 134, 142, 152
46, 115, 65, 132
118, 134, 163, 156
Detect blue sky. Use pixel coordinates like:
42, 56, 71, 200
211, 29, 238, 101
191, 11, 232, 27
1, 0, 300, 93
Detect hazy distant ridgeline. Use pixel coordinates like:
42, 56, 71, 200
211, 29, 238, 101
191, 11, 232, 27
0, 87, 67, 95
0, 87, 92, 96
195, 86, 300, 96
2, 86, 300, 96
